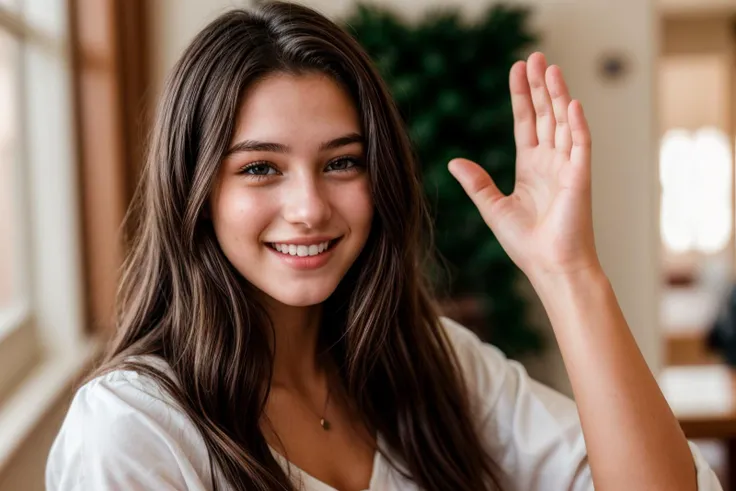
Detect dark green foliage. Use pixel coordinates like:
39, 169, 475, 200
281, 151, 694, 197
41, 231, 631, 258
344, 3, 543, 358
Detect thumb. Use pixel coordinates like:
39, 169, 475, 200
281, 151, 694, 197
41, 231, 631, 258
448, 158, 505, 225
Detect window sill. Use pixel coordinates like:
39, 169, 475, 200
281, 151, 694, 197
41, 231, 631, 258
0, 337, 101, 475
0, 306, 39, 405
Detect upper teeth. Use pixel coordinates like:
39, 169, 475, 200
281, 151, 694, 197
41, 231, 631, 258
273, 241, 331, 256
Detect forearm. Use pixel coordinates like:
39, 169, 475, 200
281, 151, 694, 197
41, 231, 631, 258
530, 266, 696, 491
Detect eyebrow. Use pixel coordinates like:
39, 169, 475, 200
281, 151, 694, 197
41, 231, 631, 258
225, 132, 364, 156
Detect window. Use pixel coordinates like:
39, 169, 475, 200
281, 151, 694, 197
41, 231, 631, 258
660, 127, 732, 254
0, 0, 18, 12
0, 0, 89, 468
0, 1, 35, 405
0, 28, 21, 314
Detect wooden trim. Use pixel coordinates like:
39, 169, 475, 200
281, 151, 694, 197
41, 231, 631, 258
113, 0, 150, 200
665, 331, 723, 366
68, 0, 149, 337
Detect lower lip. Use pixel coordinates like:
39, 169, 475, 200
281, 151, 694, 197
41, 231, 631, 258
266, 242, 337, 270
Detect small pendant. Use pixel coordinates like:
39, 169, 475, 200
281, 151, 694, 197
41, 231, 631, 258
320, 418, 331, 430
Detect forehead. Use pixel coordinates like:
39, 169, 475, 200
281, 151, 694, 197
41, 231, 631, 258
231, 72, 361, 143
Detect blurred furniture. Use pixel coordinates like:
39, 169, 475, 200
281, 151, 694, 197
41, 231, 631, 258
660, 280, 736, 487
662, 281, 727, 365
661, 364, 736, 489
667, 330, 724, 366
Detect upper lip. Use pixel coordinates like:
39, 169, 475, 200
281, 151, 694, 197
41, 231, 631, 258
266, 236, 339, 246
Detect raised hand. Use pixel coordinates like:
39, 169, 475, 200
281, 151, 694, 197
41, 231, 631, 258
448, 52, 600, 280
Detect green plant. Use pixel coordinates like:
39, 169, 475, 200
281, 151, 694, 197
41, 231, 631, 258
344, 3, 543, 358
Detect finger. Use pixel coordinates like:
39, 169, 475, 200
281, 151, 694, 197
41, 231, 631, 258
509, 61, 537, 149
569, 100, 591, 167
545, 65, 573, 155
527, 52, 555, 146
448, 158, 505, 226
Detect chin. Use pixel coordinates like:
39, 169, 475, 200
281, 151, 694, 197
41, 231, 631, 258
266, 286, 336, 308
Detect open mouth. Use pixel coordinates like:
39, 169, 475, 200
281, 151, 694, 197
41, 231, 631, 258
266, 237, 342, 257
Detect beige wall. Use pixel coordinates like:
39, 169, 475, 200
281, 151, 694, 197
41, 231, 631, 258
660, 17, 733, 133
660, 55, 729, 132
148, 0, 659, 395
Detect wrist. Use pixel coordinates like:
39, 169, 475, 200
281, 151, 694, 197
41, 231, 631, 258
528, 264, 614, 339
528, 263, 610, 303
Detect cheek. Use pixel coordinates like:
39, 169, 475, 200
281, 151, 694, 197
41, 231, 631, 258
211, 185, 273, 248
338, 178, 374, 235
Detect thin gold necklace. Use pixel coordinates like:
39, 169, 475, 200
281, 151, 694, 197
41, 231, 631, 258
293, 380, 333, 430
319, 384, 332, 431
316, 355, 333, 430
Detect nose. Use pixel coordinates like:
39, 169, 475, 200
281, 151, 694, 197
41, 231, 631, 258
281, 171, 332, 229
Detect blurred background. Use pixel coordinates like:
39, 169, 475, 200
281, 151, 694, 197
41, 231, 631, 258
2, 0, 736, 489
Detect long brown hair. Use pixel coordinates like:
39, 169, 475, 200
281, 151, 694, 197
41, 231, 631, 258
92, 2, 502, 489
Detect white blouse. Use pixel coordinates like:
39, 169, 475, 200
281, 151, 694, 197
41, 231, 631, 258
46, 317, 723, 490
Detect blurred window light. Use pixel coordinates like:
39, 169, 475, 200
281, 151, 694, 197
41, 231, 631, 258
660, 127, 732, 254
0, 0, 20, 12
0, 28, 20, 311
0, 0, 79, 402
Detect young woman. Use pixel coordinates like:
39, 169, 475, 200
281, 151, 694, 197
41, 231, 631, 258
46, 2, 721, 490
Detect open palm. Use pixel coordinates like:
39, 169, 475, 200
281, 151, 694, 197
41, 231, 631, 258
449, 52, 600, 279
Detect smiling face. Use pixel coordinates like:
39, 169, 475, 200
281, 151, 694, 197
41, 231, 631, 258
210, 72, 374, 308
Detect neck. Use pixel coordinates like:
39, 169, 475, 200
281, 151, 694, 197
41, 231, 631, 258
261, 296, 327, 389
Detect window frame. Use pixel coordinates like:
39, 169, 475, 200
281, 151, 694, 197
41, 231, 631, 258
0, 0, 94, 474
